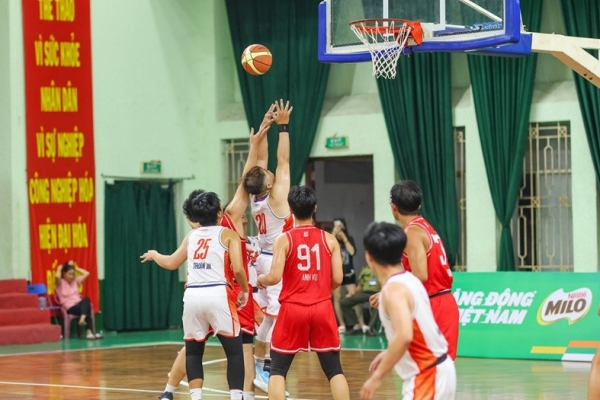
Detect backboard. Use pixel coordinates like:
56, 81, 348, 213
318, 0, 522, 62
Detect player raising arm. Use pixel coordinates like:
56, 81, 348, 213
242, 99, 294, 392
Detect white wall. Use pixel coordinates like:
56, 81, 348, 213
2, 0, 598, 280
1, 0, 28, 280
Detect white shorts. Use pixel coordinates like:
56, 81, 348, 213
401, 357, 456, 400
182, 284, 239, 341
255, 252, 281, 317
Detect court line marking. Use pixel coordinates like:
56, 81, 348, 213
0, 339, 375, 399
0, 380, 315, 400
0, 381, 177, 395
173, 358, 314, 400
0, 339, 386, 358
0, 340, 185, 358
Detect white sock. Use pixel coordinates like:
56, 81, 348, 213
190, 388, 202, 400
164, 384, 176, 393
243, 391, 255, 400
230, 389, 243, 400
254, 356, 265, 369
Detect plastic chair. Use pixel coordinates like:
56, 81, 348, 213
53, 293, 96, 339
27, 283, 62, 324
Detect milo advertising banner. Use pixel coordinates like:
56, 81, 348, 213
453, 272, 599, 361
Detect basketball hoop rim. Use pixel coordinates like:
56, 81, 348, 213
349, 18, 420, 35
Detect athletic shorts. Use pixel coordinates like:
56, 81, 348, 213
232, 283, 256, 336
271, 300, 340, 354
255, 253, 282, 316
401, 357, 456, 400
182, 285, 239, 341
430, 292, 459, 360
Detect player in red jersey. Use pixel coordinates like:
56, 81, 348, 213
371, 180, 459, 360
258, 186, 350, 400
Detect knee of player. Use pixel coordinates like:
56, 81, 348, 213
317, 352, 344, 381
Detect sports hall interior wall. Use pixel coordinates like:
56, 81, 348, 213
0, 0, 597, 284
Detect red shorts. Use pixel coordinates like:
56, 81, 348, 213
271, 300, 340, 354
430, 291, 459, 360
233, 284, 255, 336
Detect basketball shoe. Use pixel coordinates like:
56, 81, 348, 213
158, 391, 173, 400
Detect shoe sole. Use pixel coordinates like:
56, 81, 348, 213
253, 378, 268, 393
253, 378, 290, 397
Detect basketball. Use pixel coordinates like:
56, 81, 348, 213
241, 44, 272, 76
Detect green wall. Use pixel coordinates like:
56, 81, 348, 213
0, 0, 597, 282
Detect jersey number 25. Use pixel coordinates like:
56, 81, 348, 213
193, 238, 211, 260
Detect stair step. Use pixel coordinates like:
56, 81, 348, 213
0, 323, 61, 346
0, 308, 53, 327
0, 279, 27, 294
0, 293, 39, 309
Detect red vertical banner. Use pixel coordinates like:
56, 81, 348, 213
22, 0, 98, 308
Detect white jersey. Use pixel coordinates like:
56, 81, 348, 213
186, 226, 234, 288
380, 271, 448, 381
250, 194, 294, 252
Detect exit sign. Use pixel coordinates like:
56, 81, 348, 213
141, 160, 162, 174
325, 136, 348, 149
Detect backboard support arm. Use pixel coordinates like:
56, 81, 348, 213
531, 33, 600, 89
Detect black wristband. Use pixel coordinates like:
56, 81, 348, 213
278, 124, 289, 132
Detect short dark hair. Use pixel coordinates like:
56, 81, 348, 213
61, 262, 75, 276
287, 185, 317, 220
242, 166, 267, 195
363, 222, 407, 266
390, 180, 422, 215
182, 190, 221, 226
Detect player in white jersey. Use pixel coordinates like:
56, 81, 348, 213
242, 99, 294, 392
250, 194, 294, 315
141, 191, 249, 400
360, 222, 456, 400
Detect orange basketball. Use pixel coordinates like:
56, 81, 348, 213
241, 44, 272, 76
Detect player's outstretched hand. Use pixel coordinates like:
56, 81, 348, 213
237, 291, 249, 310
259, 103, 275, 130
272, 99, 293, 125
249, 123, 269, 147
140, 251, 157, 263
369, 292, 380, 309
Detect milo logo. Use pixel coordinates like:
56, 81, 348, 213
537, 288, 592, 325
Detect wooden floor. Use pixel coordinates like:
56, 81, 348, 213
0, 340, 591, 399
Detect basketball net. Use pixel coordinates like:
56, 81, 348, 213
350, 19, 413, 79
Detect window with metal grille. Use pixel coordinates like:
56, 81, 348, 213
224, 139, 257, 237
454, 127, 467, 271
511, 122, 573, 272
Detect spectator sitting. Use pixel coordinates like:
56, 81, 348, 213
339, 264, 381, 336
329, 218, 362, 334
55, 261, 102, 340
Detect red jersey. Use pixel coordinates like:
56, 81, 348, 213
221, 213, 257, 335
402, 216, 453, 296
279, 225, 332, 306
220, 213, 248, 277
